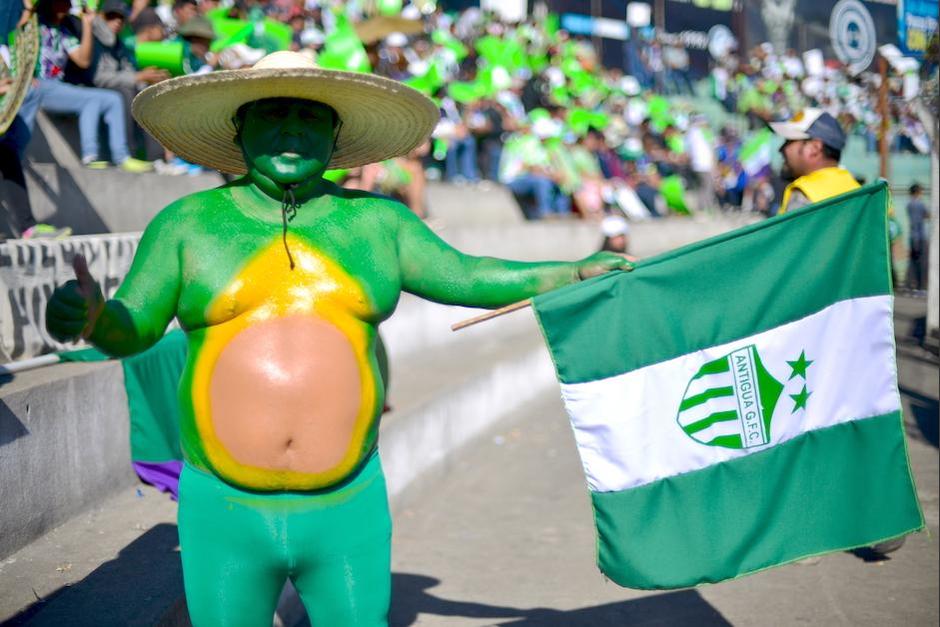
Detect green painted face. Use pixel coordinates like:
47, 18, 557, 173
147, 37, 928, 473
237, 98, 338, 187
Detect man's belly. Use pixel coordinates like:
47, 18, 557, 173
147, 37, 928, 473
186, 313, 380, 491
210, 314, 362, 473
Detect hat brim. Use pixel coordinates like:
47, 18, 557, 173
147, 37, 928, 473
131, 67, 440, 174
768, 120, 811, 141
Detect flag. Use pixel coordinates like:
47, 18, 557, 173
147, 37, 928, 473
740, 128, 775, 177
532, 183, 923, 589
317, 13, 371, 73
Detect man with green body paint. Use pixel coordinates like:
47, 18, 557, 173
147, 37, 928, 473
45, 52, 632, 626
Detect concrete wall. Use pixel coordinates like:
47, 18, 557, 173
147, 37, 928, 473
1, 234, 140, 362
0, 361, 135, 558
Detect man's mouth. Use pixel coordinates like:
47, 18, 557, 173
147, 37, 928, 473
280, 151, 302, 158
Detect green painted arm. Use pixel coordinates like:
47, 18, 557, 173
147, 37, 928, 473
88, 207, 183, 357
395, 205, 632, 308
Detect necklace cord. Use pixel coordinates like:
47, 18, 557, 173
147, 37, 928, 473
281, 183, 299, 270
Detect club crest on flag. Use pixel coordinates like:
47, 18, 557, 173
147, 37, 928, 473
676, 345, 786, 449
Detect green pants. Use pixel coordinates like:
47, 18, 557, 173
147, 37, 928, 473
178, 451, 392, 626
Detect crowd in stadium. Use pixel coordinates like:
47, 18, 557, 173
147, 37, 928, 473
1, 0, 935, 233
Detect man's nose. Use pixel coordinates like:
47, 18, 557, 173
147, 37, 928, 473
281, 112, 307, 135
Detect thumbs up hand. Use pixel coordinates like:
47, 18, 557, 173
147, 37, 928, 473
45, 254, 105, 343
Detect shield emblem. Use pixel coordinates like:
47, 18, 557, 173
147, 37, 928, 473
676, 345, 783, 449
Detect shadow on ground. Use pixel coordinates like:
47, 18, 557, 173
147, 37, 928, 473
0, 400, 29, 447
390, 573, 731, 627
901, 385, 939, 449
5, 523, 183, 626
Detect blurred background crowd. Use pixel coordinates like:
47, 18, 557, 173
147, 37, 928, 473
0, 0, 937, 280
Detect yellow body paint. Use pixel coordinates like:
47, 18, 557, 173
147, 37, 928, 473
189, 236, 378, 491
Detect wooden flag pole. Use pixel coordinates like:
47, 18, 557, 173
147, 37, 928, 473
451, 299, 532, 331
450, 255, 635, 331
878, 54, 889, 180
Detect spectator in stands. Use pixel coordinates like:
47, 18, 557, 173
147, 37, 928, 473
686, 115, 717, 213
437, 88, 479, 184
132, 7, 166, 44
288, 12, 306, 52
18, 0, 152, 172
906, 183, 930, 292
163, 0, 197, 37
663, 43, 692, 95
0, 81, 71, 239
10, 1, 923, 214
715, 126, 745, 209
85, 0, 169, 161
179, 15, 217, 74
625, 159, 665, 218
558, 133, 606, 221
499, 121, 570, 220
394, 141, 431, 219
588, 128, 625, 181
599, 214, 630, 254
467, 98, 508, 183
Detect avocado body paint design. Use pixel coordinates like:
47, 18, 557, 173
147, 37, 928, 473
189, 235, 381, 491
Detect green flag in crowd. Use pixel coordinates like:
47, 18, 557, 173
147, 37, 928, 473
740, 127, 776, 176
318, 12, 371, 73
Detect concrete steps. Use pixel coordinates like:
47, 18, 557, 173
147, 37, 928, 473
22, 113, 223, 236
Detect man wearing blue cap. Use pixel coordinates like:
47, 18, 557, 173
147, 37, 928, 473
772, 107, 908, 560
771, 108, 859, 214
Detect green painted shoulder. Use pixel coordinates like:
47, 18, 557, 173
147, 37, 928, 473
331, 185, 415, 225
334, 184, 398, 206
151, 183, 247, 231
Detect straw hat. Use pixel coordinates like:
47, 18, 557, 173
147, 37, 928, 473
132, 51, 440, 173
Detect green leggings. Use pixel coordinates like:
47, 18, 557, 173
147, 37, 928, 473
177, 451, 391, 627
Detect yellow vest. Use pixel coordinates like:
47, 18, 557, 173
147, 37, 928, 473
779, 167, 861, 214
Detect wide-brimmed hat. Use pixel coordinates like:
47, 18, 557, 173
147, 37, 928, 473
132, 51, 440, 173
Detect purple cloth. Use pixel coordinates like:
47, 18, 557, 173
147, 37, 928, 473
133, 460, 183, 500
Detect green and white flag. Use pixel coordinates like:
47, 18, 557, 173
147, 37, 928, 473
532, 183, 923, 590
739, 128, 775, 176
